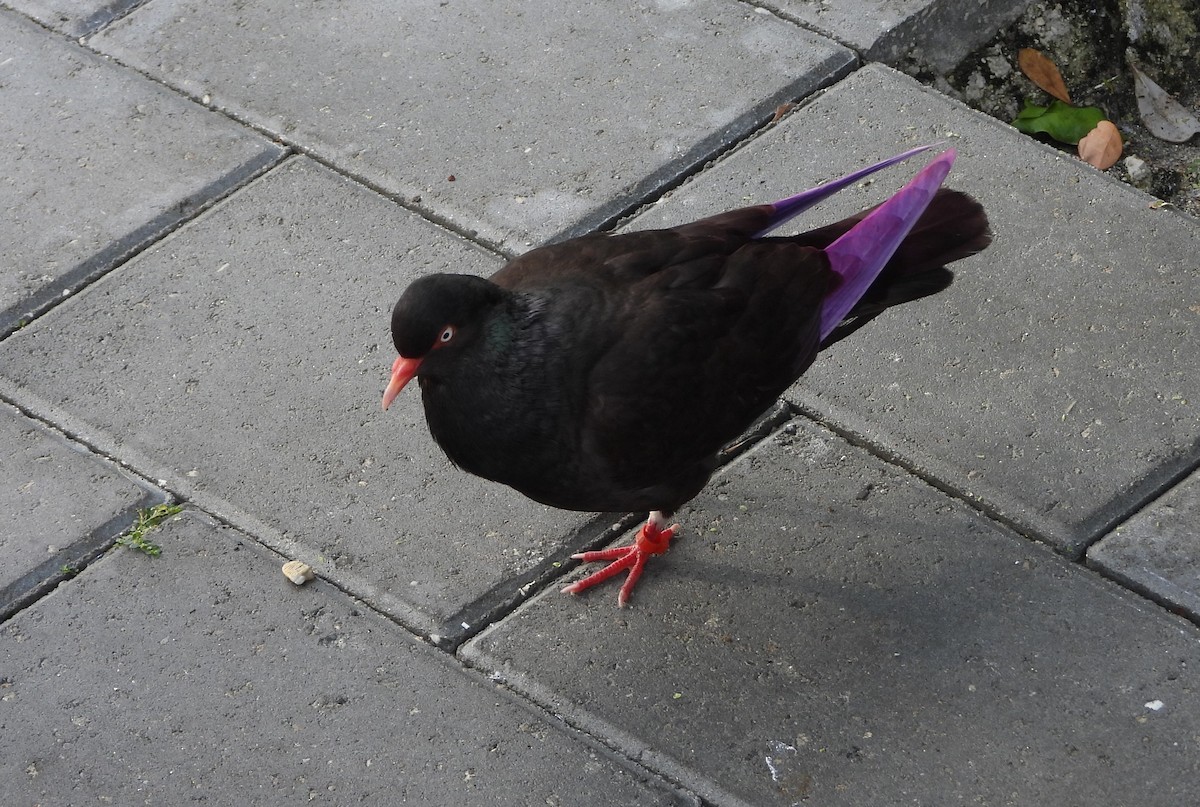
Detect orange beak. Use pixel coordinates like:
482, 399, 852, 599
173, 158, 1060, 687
381, 355, 422, 411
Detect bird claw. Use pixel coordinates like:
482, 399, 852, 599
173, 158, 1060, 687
561, 516, 678, 607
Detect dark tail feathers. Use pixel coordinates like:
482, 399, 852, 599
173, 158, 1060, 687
809, 188, 990, 347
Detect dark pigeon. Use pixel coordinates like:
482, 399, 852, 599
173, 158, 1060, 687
383, 146, 990, 606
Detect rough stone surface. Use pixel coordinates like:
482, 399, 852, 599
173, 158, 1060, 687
464, 418, 1200, 807
1089, 467, 1200, 619
91, 0, 854, 252
0, 402, 163, 620
0, 8, 285, 336
762, 0, 1033, 70
4, 0, 142, 37
0, 510, 693, 807
628, 64, 1200, 557
0, 156, 611, 639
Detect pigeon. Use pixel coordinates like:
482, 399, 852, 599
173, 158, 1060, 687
383, 145, 990, 606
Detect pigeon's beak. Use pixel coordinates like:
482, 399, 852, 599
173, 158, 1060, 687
382, 355, 422, 411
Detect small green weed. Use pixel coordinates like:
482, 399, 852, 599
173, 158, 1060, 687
116, 503, 182, 557
1187, 159, 1200, 186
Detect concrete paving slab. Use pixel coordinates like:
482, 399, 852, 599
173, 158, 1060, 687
0, 509, 695, 806
5, 0, 142, 38
1089, 467, 1200, 620
0, 155, 618, 641
90, 0, 854, 253
762, 0, 1032, 71
0, 401, 165, 621
463, 418, 1200, 807
627, 64, 1200, 557
0, 8, 285, 338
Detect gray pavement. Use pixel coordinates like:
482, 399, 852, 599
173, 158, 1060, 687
91, 0, 855, 253
0, 10, 284, 337
0, 400, 165, 621
2, 1, 1198, 805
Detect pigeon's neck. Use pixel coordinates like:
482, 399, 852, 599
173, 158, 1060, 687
476, 291, 558, 405
421, 291, 569, 488
482, 292, 546, 355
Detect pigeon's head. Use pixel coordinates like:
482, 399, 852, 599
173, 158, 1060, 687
382, 273, 505, 410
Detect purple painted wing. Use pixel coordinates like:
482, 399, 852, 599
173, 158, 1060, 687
754, 144, 936, 238
817, 149, 956, 339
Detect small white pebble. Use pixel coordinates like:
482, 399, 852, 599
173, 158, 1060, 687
1124, 156, 1150, 183
1145, 699, 1165, 711
282, 560, 315, 585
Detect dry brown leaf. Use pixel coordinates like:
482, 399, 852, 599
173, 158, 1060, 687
771, 102, 794, 124
1077, 120, 1122, 169
1018, 48, 1071, 104
1130, 64, 1200, 143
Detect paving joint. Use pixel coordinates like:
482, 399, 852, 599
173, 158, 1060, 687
545, 58, 860, 247
0, 491, 167, 624
455, 642, 745, 807
113, 504, 709, 803
75, 17, 521, 262
72, 0, 148, 39
607, 80, 852, 237
1086, 551, 1200, 628
434, 403, 795, 650
788, 397, 1200, 630
72, 8, 858, 261
737, 0, 862, 56
787, 396, 1051, 538
430, 512, 639, 651
0, 146, 289, 339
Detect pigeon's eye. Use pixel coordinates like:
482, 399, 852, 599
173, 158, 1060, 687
439, 325, 456, 344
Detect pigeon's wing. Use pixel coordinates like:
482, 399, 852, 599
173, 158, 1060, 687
491, 226, 747, 290
574, 239, 833, 508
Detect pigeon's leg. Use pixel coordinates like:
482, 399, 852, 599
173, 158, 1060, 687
561, 510, 679, 607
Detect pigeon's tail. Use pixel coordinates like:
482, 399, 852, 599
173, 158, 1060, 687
816, 149, 960, 340
799, 184, 991, 347
755, 144, 937, 238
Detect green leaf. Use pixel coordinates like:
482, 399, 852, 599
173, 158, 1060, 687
1012, 99, 1106, 145
1015, 101, 1048, 120
115, 503, 182, 557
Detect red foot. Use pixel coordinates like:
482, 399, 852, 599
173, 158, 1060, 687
561, 515, 678, 607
